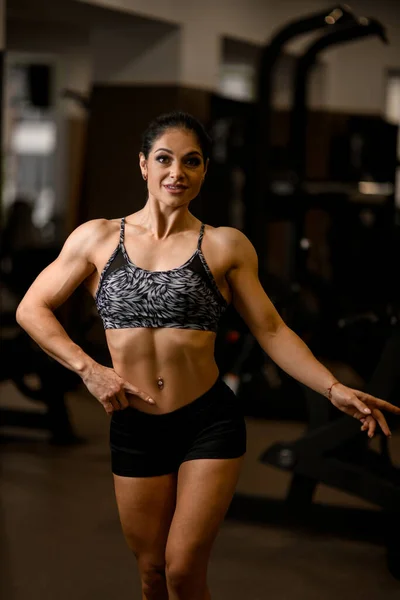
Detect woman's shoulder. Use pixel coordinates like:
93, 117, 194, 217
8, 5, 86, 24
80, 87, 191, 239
70, 217, 121, 240
64, 218, 122, 255
203, 225, 256, 266
204, 224, 253, 251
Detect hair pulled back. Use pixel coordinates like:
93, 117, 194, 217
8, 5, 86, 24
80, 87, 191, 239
141, 111, 212, 162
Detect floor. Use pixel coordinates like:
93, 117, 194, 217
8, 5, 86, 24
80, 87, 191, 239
1, 382, 400, 600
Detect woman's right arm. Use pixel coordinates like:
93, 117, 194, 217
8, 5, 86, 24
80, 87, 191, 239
16, 220, 154, 413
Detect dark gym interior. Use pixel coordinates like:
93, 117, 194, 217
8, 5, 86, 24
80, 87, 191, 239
1, 1, 400, 599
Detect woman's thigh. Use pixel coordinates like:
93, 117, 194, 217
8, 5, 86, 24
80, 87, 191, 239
165, 457, 243, 567
113, 472, 177, 562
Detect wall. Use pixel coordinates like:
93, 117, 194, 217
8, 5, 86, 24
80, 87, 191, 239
6, 0, 217, 225
324, 0, 400, 113
6, 0, 399, 228
76, 0, 400, 114
0, 0, 4, 50
0, 0, 4, 228
91, 19, 180, 84
6, 16, 93, 220
220, 37, 327, 108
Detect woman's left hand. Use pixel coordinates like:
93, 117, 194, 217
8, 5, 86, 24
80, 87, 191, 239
329, 383, 400, 438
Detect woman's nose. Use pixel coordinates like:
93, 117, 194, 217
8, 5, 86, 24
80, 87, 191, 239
169, 162, 184, 179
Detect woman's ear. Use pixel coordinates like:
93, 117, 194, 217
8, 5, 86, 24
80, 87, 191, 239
139, 152, 147, 181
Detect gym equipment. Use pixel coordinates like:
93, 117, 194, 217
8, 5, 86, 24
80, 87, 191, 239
0, 245, 82, 444
290, 18, 388, 184
288, 17, 389, 281
215, 5, 396, 419
215, 6, 400, 579
0, 327, 81, 444
257, 4, 356, 169
260, 325, 400, 577
250, 5, 357, 252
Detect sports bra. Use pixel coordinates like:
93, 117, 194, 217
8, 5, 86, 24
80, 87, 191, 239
94, 218, 228, 332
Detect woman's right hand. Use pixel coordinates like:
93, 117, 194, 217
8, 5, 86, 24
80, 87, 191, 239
81, 362, 155, 415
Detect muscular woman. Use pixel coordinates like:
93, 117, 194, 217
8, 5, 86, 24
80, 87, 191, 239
16, 112, 400, 600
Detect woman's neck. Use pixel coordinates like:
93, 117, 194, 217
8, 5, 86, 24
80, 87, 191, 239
128, 203, 196, 240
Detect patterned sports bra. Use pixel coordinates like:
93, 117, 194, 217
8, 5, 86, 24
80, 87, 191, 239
94, 218, 228, 332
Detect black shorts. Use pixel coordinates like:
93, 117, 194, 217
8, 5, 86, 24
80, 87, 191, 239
110, 377, 247, 477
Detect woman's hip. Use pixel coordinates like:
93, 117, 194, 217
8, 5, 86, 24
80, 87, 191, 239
109, 377, 247, 476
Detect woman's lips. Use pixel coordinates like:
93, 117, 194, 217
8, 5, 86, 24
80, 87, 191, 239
164, 184, 188, 194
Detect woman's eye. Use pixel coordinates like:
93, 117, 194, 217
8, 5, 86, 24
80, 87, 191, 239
157, 155, 170, 163
156, 155, 201, 167
186, 158, 201, 167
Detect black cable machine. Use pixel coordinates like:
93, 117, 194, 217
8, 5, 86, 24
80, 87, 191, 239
255, 13, 399, 579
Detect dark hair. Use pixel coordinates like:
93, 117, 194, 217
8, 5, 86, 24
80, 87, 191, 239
141, 111, 212, 162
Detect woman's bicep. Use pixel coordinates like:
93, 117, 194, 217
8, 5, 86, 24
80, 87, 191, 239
21, 253, 95, 311
226, 233, 283, 337
17, 224, 99, 312
229, 266, 283, 336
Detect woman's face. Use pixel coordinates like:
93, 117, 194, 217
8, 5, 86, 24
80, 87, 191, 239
139, 128, 207, 207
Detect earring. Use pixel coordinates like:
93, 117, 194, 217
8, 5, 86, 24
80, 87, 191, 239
143, 174, 147, 181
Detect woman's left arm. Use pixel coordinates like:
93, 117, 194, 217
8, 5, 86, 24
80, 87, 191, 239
224, 229, 400, 438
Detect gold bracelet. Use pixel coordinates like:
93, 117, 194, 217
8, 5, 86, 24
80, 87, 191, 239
327, 381, 340, 400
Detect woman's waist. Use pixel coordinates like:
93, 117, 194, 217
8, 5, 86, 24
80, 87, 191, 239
112, 356, 220, 414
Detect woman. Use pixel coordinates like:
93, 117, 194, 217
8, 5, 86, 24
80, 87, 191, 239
16, 111, 400, 600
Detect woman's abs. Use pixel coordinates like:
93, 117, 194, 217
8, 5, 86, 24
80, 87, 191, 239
105, 327, 219, 414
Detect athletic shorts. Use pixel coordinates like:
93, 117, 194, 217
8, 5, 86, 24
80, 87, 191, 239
110, 377, 247, 477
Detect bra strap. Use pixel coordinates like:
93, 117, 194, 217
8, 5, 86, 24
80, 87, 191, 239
197, 223, 205, 250
120, 217, 126, 245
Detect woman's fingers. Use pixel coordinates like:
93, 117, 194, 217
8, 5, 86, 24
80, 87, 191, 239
116, 390, 129, 409
102, 397, 122, 415
81, 364, 155, 413
352, 400, 372, 416
371, 408, 391, 437
360, 413, 372, 431
103, 399, 115, 415
367, 416, 376, 438
109, 397, 121, 411
375, 399, 400, 415
332, 387, 396, 438
124, 382, 155, 405
357, 407, 371, 419
360, 416, 374, 435
359, 411, 390, 437
357, 392, 400, 415
100, 384, 154, 414
353, 392, 395, 436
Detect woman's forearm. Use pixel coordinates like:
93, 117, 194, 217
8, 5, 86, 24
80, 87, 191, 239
16, 304, 96, 378
260, 324, 337, 397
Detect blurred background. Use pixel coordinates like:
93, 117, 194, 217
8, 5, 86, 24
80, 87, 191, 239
0, 1, 400, 598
